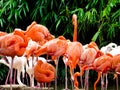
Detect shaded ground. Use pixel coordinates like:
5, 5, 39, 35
0, 84, 54, 90
0, 84, 118, 90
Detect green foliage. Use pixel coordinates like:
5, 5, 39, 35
1, 0, 120, 45
92, 0, 120, 45
0, 63, 8, 83
0, 0, 29, 32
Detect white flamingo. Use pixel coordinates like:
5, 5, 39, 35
0, 56, 27, 85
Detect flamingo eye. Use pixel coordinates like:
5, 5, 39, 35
112, 45, 115, 48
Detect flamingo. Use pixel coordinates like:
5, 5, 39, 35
23, 39, 42, 87
25, 21, 54, 45
63, 41, 83, 89
25, 56, 47, 87
92, 53, 120, 90
100, 43, 120, 90
34, 36, 68, 90
34, 59, 55, 89
61, 14, 79, 90
91, 54, 113, 90
23, 39, 41, 58
107, 46, 120, 56
0, 30, 28, 90
110, 54, 120, 90
0, 56, 27, 85
100, 42, 117, 54
79, 41, 102, 90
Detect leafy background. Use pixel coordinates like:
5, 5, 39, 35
0, 0, 120, 86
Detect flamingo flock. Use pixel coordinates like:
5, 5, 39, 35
0, 14, 120, 90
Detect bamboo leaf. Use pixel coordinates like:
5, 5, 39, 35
92, 31, 100, 41
56, 19, 61, 30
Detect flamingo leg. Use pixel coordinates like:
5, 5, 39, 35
80, 74, 83, 89
105, 74, 108, 90
55, 57, 59, 90
10, 57, 14, 90
21, 66, 25, 84
84, 70, 89, 90
13, 69, 16, 84
78, 65, 83, 89
114, 74, 118, 90
30, 55, 34, 87
25, 72, 29, 86
101, 74, 105, 90
65, 63, 68, 90
70, 69, 74, 90
63, 57, 69, 90
116, 76, 118, 90
17, 69, 24, 85
48, 82, 51, 90
5, 69, 10, 85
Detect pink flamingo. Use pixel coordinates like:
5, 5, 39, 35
34, 36, 68, 90
0, 29, 28, 90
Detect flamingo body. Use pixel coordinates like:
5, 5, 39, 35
34, 60, 55, 83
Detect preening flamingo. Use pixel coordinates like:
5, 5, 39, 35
25, 56, 47, 87
34, 36, 68, 57
34, 60, 55, 89
0, 30, 28, 90
100, 42, 117, 54
23, 39, 42, 87
79, 41, 102, 90
92, 54, 113, 90
107, 46, 120, 56
100, 43, 120, 90
34, 36, 68, 90
25, 21, 54, 45
23, 39, 40, 58
110, 54, 120, 90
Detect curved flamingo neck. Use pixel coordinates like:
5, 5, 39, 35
94, 72, 101, 90
80, 65, 89, 76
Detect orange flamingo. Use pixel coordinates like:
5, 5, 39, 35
79, 41, 102, 90
62, 14, 83, 90
0, 30, 28, 57
34, 60, 55, 89
63, 41, 83, 90
0, 30, 28, 90
110, 54, 120, 90
25, 21, 54, 45
92, 54, 113, 90
62, 14, 78, 90
34, 36, 68, 57
34, 36, 68, 90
